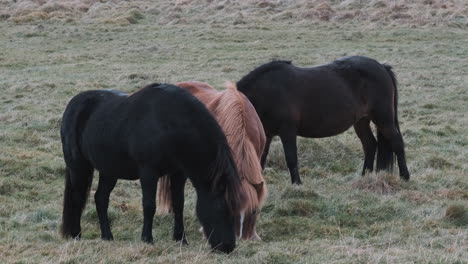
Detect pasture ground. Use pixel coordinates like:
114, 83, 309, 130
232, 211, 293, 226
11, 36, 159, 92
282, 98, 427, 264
0, 1, 467, 263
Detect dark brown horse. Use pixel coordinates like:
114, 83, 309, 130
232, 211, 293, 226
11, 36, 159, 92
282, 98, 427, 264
237, 56, 410, 184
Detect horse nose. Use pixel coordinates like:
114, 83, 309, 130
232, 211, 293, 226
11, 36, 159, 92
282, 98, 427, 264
215, 242, 235, 254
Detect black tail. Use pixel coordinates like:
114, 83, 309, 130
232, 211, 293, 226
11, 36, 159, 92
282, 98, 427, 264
376, 64, 399, 172
383, 64, 400, 133
376, 130, 394, 172
61, 166, 93, 238
209, 142, 246, 216
60, 91, 98, 238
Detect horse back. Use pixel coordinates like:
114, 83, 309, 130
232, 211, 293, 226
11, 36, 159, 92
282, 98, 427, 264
237, 56, 396, 137
126, 84, 235, 180
176, 81, 219, 107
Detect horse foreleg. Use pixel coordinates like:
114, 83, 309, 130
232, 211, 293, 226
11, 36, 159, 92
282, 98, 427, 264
170, 172, 188, 244
261, 135, 273, 169
280, 132, 302, 184
95, 174, 117, 240
241, 211, 261, 240
354, 118, 377, 175
139, 167, 158, 244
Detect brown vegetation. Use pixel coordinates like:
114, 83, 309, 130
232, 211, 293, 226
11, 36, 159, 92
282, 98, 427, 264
352, 172, 401, 194
1, 0, 467, 26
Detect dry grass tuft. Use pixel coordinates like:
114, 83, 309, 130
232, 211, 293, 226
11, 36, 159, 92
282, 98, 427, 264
401, 190, 431, 205
352, 173, 401, 195
435, 189, 468, 200
101, 9, 144, 25
11, 11, 49, 23
445, 204, 466, 218
444, 204, 467, 226
281, 186, 320, 200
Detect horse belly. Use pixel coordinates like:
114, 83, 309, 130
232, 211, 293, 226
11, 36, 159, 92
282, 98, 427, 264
81, 133, 140, 180
91, 152, 139, 180
297, 109, 358, 138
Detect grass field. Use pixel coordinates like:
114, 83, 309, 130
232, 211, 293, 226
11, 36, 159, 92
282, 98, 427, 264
0, 1, 467, 263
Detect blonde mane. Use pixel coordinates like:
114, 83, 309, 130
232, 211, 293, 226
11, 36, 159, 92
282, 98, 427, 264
158, 81, 266, 240
213, 82, 266, 212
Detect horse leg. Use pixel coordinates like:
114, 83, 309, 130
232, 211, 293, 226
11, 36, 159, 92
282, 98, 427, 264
279, 131, 302, 184
139, 167, 158, 243
353, 118, 377, 175
94, 174, 117, 240
242, 211, 261, 240
170, 172, 188, 244
261, 135, 273, 169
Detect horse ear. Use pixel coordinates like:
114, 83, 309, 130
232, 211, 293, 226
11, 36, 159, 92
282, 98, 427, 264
225, 81, 237, 91
252, 182, 263, 193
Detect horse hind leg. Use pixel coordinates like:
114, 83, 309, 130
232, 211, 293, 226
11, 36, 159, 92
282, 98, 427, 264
376, 125, 410, 180
94, 174, 117, 240
353, 118, 377, 175
170, 172, 188, 244
279, 131, 302, 184
139, 166, 159, 244
261, 135, 273, 169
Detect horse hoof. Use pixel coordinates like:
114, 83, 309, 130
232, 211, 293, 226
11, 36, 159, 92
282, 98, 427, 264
400, 173, 410, 181
71, 232, 81, 240
180, 238, 188, 245
101, 235, 114, 241
213, 243, 235, 254
199, 227, 207, 240
174, 234, 188, 245
141, 236, 154, 244
251, 232, 262, 241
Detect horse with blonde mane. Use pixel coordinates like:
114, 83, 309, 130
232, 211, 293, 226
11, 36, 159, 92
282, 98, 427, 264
157, 81, 266, 241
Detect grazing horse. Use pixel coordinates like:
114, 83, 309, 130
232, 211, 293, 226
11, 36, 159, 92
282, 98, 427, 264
60, 83, 246, 253
237, 56, 410, 184
157, 81, 266, 241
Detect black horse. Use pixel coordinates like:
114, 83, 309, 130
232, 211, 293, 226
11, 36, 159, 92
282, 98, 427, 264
237, 56, 410, 184
60, 83, 245, 253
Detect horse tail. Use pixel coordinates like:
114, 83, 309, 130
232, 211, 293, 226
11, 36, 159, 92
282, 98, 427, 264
60, 91, 98, 238
376, 64, 398, 172
384, 64, 400, 133
211, 142, 247, 216
61, 166, 93, 238
156, 175, 172, 214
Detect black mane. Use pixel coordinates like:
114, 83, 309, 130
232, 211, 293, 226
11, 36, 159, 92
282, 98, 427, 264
237, 60, 292, 91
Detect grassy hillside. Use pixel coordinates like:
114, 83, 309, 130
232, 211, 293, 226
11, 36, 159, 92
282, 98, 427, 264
0, 1, 467, 263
